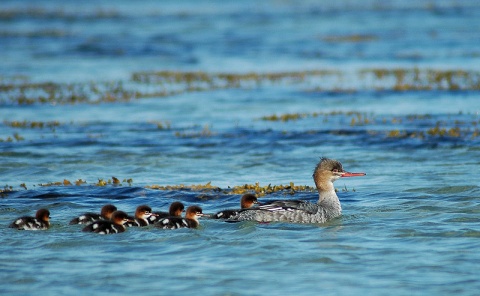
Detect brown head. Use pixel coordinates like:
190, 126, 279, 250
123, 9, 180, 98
169, 201, 185, 217
312, 158, 366, 191
135, 205, 154, 219
36, 208, 50, 223
111, 211, 131, 226
100, 204, 117, 220
185, 206, 204, 221
240, 194, 258, 209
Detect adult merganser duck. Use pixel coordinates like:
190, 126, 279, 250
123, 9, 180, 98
82, 211, 131, 234
9, 208, 50, 230
69, 204, 117, 225
147, 201, 185, 224
125, 205, 157, 227
227, 158, 366, 224
212, 194, 259, 219
155, 205, 204, 229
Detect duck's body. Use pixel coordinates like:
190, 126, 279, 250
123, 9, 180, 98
213, 194, 259, 219
69, 204, 117, 225
125, 205, 157, 227
155, 206, 203, 229
227, 199, 338, 223
9, 209, 50, 230
227, 158, 365, 224
147, 202, 184, 224
82, 211, 131, 234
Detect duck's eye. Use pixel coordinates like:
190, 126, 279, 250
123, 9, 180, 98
332, 169, 339, 172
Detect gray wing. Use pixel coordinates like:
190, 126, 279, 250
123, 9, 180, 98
258, 200, 318, 215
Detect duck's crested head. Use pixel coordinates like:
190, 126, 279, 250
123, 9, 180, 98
36, 208, 50, 222
101, 204, 117, 219
313, 157, 366, 190
240, 194, 258, 209
169, 201, 185, 216
111, 211, 131, 225
185, 205, 203, 220
135, 205, 153, 219
313, 157, 344, 186
314, 157, 344, 173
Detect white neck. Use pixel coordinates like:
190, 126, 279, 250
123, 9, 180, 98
317, 187, 342, 217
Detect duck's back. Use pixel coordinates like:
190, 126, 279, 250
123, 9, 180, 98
69, 213, 101, 225
213, 209, 241, 219
125, 218, 148, 227
82, 220, 125, 234
147, 211, 170, 224
229, 200, 328, 223
10, 216, 49, 230
155, 217, 197, 229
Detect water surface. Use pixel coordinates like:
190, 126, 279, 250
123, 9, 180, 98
1, 1, 480, 295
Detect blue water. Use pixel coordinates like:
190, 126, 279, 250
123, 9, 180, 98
1, 1, 480, 295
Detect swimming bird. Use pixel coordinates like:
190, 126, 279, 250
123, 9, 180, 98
212, 194, 259, 219
9, 208, 51, 230
155, 205, 204, 229
147, 201, 185, 224
227, 158, 366, 224
82, 211, 131, 234
125, 205, 157, 227
69, 204, 117, 225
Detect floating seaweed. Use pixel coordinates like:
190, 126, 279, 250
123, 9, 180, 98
261, 110, 367, 122
322, 34, 377, 43
4, 120, 61, 131
0, 134, 24, 142
13, 133, 24, 141
384, 118, 480, 140
259, 110, 480, 141
148, 120, 171, 130
228, 182, 316, 196
175, 125, 215, 138
0, 185, 14, 197
131, 70, 338, 87
360, 68, 480, 91
146, 181, 316, 196
96, 179, 108, 186
146, 181, 222, 192
39, 181, 63, 187
261, 113, 309, 122
75, 179, 87, 186
1, 68, 479, 106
